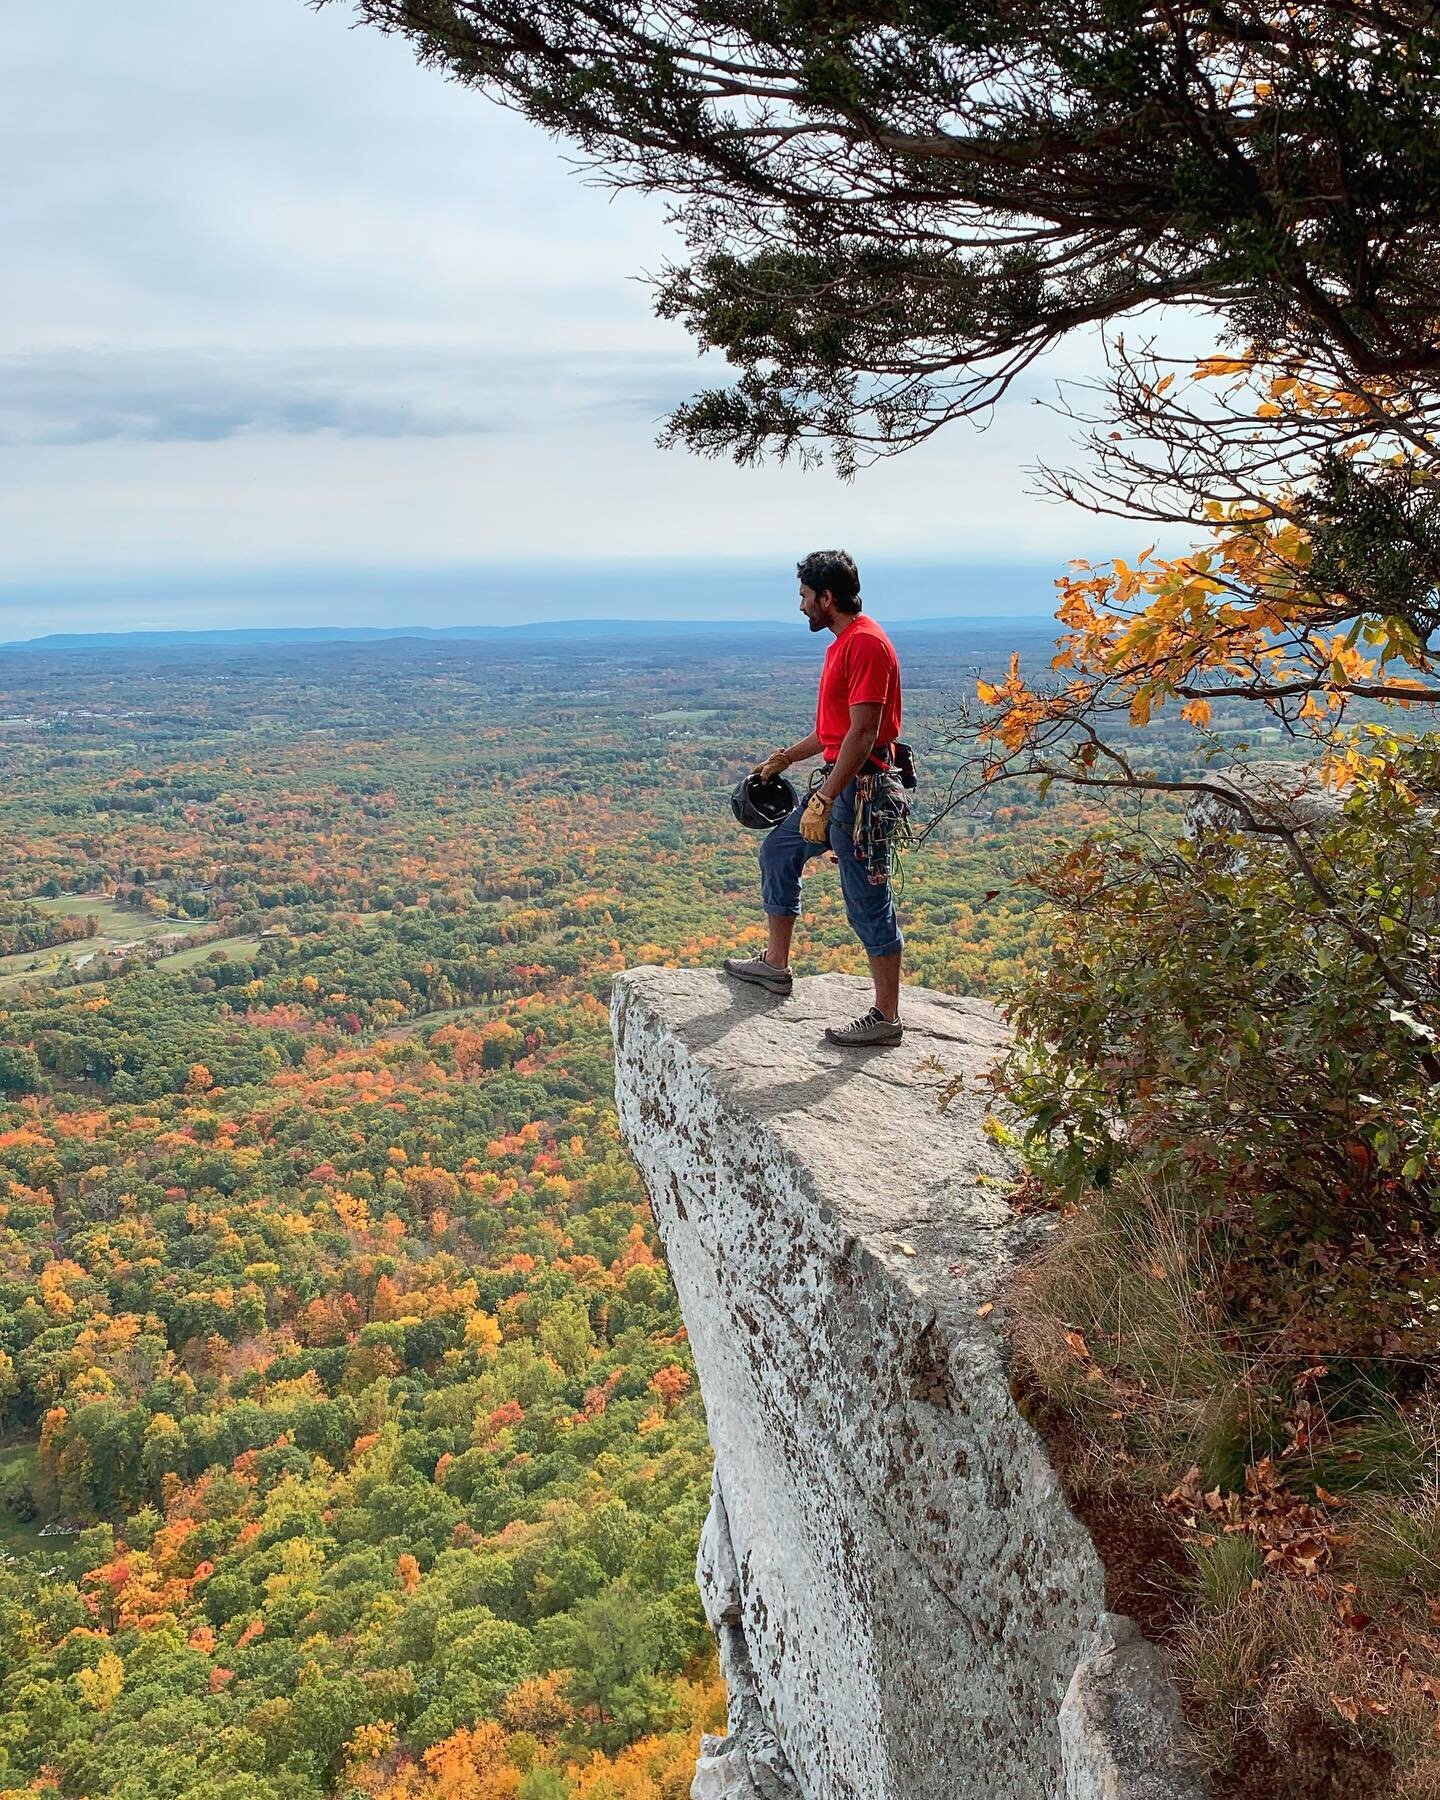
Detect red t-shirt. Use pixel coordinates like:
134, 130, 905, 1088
816, 614, 902, 762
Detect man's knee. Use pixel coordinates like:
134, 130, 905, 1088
850, 908, 903, 958
838, 864, 903, 957
760, 817, 806, 913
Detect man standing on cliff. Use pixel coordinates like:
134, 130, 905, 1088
724, 550, 909, 1046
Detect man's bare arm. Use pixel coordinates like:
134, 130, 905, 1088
818, 703, 882, 801
782, 730, 824, 764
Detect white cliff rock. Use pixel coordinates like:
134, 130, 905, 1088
610, 966, 1208, 1800
1060, 1617, 1211, 1800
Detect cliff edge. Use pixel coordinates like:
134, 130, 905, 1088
611, 966, 1208, 1800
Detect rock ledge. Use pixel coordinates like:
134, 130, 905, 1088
611, 967, 1208, 1800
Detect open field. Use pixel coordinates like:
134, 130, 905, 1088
158, 933, 262, 972
0, 897, 165, 989
0, 897, 255, 995
0, 1443, 45, 1559
33, 894, 138, 932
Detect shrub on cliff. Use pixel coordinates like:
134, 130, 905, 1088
1003, 740, 1440, 1362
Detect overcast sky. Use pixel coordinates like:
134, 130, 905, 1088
1, 1, 1151, 638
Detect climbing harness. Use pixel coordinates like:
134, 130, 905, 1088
810, 763, 912, 889
853, 768, 911, 888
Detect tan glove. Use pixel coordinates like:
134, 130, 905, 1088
753, 748, 792, 780
799, 793, 833, 844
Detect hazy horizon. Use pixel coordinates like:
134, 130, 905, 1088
0, 558, 1066, 646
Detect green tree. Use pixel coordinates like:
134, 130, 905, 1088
543, 1585, 680, 1752
537, 1302, 594, 1381
0, 1045, 42, 1096
518, 1770, 570, 1800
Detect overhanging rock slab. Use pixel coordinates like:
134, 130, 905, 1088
611, 966, 1207, 1800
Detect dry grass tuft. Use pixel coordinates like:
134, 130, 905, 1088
1009, 1172, 1440, 1797
1010, 1176, 1260, 1490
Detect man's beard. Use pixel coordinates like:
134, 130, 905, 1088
807, 612, 825, 633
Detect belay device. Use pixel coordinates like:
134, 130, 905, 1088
731, 770, 800, 830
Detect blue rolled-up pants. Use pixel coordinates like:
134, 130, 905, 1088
759, 777, 904, 958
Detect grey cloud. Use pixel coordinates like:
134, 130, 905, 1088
0, 347, 702, 446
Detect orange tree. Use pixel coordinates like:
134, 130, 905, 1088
953, 347, 1440, 1365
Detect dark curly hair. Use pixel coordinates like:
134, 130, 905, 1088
796, 549, 861, 613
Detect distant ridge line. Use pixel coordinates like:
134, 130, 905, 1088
1, 616, 1054, 652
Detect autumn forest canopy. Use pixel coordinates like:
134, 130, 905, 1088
0, 628, 1096, 1800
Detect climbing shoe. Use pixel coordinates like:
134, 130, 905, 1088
824, 1006, 903, 1048
721, 953, 793, 996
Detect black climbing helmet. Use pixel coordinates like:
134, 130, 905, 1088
731, 770, 800, 830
